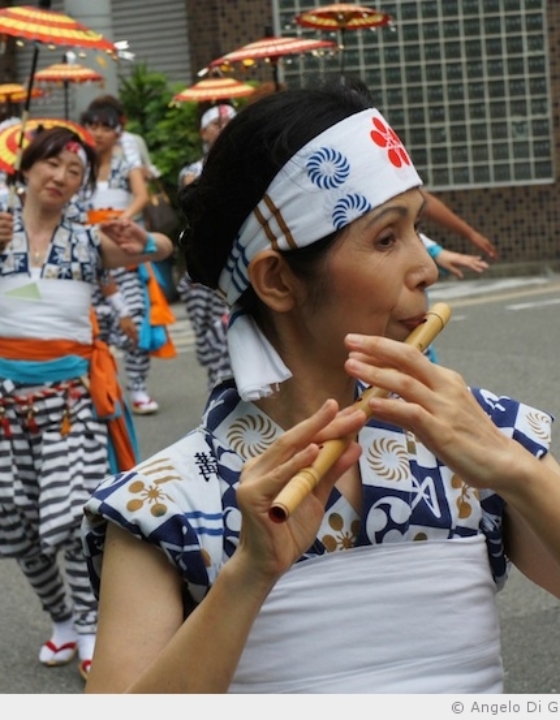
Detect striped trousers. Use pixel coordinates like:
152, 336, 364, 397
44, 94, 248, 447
94, 267, 151, 393
0, 379, 107, 633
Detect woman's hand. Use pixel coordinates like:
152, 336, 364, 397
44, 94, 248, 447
0, 210, 13, 253
343, 334, 516, 492
435, 249, 489, 278
99, 220, 173, 268
118, 316, 138, 347
99, 218, 151, 255
234, 399, 365, 582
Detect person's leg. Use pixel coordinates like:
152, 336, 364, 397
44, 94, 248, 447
115, 268, 159, 414
16, 552, 78, 665
125, 343, 158, 414
63, 535, 97, 680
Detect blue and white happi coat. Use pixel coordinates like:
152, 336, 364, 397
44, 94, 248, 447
83, 380, 552, 602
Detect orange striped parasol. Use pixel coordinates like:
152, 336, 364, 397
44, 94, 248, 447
294, 3, 392, 75
0, 6, 116, 55
294, 3, 391, 31
0, 83, 45, 104
171, 78, 256, 104
0, 2, 116, 181
34, 62, 105, 119
34, 63, 105, 84
0, 117, 94, 175
208, 36, 337, 90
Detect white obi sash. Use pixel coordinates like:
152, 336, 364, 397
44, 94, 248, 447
0, 277, 92, 343
230, 535, 503, 694
91, 184, 130, 212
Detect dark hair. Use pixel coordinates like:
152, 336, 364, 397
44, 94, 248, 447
20, 126, 98, 195
83, 94, 125, 121
179, 82, 372, 298
80, 104, 122, 131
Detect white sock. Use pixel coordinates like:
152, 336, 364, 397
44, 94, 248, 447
39, 618, 78, 664
77, 633, 96, 661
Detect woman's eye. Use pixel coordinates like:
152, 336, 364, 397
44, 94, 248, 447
376, 234, 396, 248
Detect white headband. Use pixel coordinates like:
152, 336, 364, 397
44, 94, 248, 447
64, 140, 88, 169
200, 104, 236, 131
219, 108, 422, 306
218, 108, 423, 400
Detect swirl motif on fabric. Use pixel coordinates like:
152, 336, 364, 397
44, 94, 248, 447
366, 436, 410, 482
332, 193, 372, 230
227, 414, 277, 457
370, 116, 412, 169
526, 409, 552, 441
306, 147, 350, 189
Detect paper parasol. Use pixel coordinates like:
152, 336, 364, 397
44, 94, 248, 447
0, 3, 116, 175
294, 3, 392, 74
209, 36, 337, 90
0, 6, 116, 54
34, 63, 104, 83
34, 62, 105, 119
0, 117, 94, 175
171, 78, 256, 105
0, 83, 45, 104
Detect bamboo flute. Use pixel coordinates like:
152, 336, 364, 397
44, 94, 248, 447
269, 302, 452, 522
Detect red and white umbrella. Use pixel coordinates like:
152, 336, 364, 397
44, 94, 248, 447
0, 117, 94, 175
294, 3, 392, 75
34, 62, 105, 119
0, 83, 45, 105
209, 36, 337, 90
0, 6, 116, 54
0, 3, 116, 176
295, 3, 391, 31
34, 63, 104, 84
171, 77, 256, 105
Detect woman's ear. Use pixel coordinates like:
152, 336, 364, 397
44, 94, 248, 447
248, 250, 298, 312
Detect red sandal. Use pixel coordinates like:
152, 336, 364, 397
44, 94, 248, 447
79, 659, 92, 681
39, 639, 77, 666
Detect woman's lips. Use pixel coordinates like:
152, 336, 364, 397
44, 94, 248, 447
399, 314, 427, 332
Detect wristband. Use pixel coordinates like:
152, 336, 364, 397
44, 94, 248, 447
142, 234, 158, 255
107, 291, 130, 319
426, 243, 443, 260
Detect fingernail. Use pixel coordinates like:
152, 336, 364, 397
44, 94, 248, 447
346, 333, 364, 346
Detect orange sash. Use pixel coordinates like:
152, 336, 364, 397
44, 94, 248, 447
146, 262, 177, 359
2, 330, 137, 472
126, 262, 177, 359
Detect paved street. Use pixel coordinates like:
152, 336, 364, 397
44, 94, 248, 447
1, 272, 560, 694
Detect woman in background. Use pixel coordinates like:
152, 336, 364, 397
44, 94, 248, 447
81, 99, 175, 416
0, 127, 173, 681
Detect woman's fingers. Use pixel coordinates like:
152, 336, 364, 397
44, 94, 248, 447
343, 336, 518, 489
240, 402, 365, 498
241, 400, 363, 479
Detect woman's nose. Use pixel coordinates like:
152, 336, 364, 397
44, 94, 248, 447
409, 235, 439, 290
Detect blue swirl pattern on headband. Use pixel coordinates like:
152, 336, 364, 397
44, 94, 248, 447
332, 194, 372, 230
306, 147, 350, 189
224, 235, 251, 298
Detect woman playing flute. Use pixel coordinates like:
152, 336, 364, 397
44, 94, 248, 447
83, 83, 560, 693
0, 127, 173, 681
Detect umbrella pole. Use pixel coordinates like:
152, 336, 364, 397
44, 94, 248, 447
64, 80, 69, 120
339, 28, 346, 83
9, 40, 41, 210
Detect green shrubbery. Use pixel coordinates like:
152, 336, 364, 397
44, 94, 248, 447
118, 63, 201, 207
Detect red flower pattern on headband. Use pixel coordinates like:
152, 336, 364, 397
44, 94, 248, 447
370, 117, 411, 168
65, 141, 82, 155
